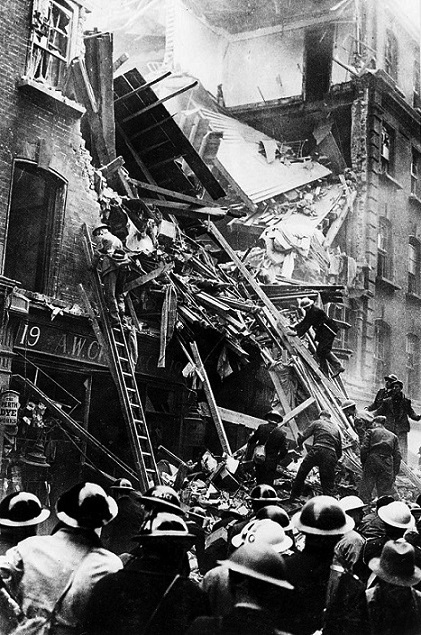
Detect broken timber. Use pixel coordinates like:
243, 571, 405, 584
13, 374, 137, 482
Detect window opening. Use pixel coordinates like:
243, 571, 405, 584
374, 320, 391, 386
304, 25, 334, 101
381, 124, 395, 176
406, 334, 420, 400
377, 217, 393, 280
4, 162, 66, 293
384, 29, 398, 82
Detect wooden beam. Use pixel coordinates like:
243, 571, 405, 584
190, 341, 232, 455
112, 52, 129, 74
128, 178, 217, 207
131, 115, 176, 141
99, 156, 125, 178
122, 82, 198, 124
114, 71, 172, 104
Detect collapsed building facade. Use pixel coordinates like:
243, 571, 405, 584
0, 0, 420, 513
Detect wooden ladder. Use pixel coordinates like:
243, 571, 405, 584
81, 224, 160, 491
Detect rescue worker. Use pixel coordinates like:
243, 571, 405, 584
202, 520, 293, 620
101, 478, 144, 557
359, 416, 401, 503
84, 512, 208, 635
374, 379, 421, 461
334, 495, 366, 575
228, 485, 281, 553
366, 539, 421, 635
290, 410, 342, 499
362, 501, 415, 570
0, 482, 122, 634
366, 374, 399, 412
188, 543, 294, 635
341, 399, 373, 443
282, 496, 368, 635
92, 224, 130, 327
290, 297, 345, 377
245, 409, 288, 486
0, 492, 50, 555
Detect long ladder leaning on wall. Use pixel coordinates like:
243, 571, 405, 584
80, 223, 160, 491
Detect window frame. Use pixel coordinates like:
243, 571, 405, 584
384, 28, 399, 83
3, 160, 67, 295
406, 333, 420, 400
27, 0, 79, 90
377, 217, 393, 281
374, 319, 391, 386
380, 123, 395, 176
408, 237, 421, 296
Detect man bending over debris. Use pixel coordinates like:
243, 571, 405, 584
290, 410, 342, 500
245, 409, 288, 486
290, 297, 345, 378
92, 224, 131, 326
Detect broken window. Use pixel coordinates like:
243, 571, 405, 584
406, 334, 420, 399
4, 161, 66, 293
328, 304, 350, 351
27, 0, 77, 89
384, 29, 398, 82
374, 319, 391, 386
380, 124, 395, 175
408, 238, 421, 296
411, 148, 421, 198
304, 25, 334, 102
377, 217, 393, 280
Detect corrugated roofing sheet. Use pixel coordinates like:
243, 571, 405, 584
197, 108, 331, 206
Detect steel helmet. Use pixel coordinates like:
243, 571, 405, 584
378, 501, 415, 529
218, 543, 294, 590
133, 512, 195, 543
139, 485, 183, 514
232, 518, 293, 553
293, 495, 354, 536
339, 496, 366, 513
341, 400, 356, 411
255, 505, 292, 530
110, 478, 134, 491
250, 484, 279, 503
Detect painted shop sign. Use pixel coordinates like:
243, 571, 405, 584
0, 390, 20, 426
16, 322, 106, 366
15, 320, 184, 378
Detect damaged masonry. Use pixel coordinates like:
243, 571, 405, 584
0, 0, 421, 631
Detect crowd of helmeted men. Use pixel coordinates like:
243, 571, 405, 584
0, 477, 421, 635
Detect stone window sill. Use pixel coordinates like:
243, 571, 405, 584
379, 171, 403, 189
17, 76, 85, 117
376, 276, 401, 291
409, 193, 421, 208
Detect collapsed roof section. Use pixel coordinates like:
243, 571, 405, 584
178, 106, 331, 211
113, 68, 226, 200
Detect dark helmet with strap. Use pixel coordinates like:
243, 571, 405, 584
293, 495, 354, 536
250, 484, 279, 503
139, 485, 183, 515
256, 505, 292, 530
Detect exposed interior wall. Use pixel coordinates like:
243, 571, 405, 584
173, 1, 226, 98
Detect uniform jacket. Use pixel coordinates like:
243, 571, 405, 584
100, 493, 144, 557
0, 527, 122, 634
294, 306, 338, 342
374, 393, 421, 434
366, 387, 391, 412
366, 584, 421, 635
92, 234, 124, 276
186, 604, 291, 635
360, 425, 401, 473
299, 418, 342, 459
246, 423, 288, 466
83, 554, 208, 635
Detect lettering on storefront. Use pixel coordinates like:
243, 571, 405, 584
0, 390, 20, 426
16, 323, 106, 366
15, 322, 184, 377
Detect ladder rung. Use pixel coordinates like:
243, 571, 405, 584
137, 436, 148, 441
118, 357, 129, 363
122, 372, 133, 377
146, 468, 156, 473
115, 341, 125, 347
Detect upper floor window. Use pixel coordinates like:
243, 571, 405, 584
328, 304, 351, 351
374, 319, 391, 386
411, 148, 421, 199
381, 124, 395, 176
304, 25, 334, 102
4, 161, 66, 294
408, 238, 421, 296
27, 0, 78, 89
384, 29, 398, 82
377, 217, 393, 280
406, 334, 420, 399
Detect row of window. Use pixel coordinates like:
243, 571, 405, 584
377, 218, 421, 296
381, 124, 421, 199
375, 321, 419, 400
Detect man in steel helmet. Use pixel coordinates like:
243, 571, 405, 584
84, 512, 208, 635
282, 496, 369, 635
245, 409, 289, 486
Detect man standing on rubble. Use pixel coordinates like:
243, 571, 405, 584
290, 410, 342, 499
290, 297, 345, 378
92, 224, 131, 327
245, 410, 288, 486
359, 416, 401, 503
373, 379, 421, 460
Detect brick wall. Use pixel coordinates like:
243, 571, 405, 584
0, 0, 101, 305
